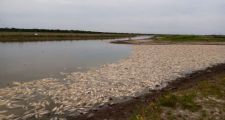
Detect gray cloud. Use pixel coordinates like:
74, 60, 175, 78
0, 0, 225, 34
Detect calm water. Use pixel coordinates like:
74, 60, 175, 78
0, 36, 151, 87
0, 40, 133, 86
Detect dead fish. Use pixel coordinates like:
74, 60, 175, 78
52, 106, 58, 112
50, 117, 58, 120
39, 110, 49, 115
0, 115, 7, 119
6, 114, 17, 119
22, 113, 35, 119
0, 110, 7, 114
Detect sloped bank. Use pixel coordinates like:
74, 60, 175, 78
0, 45, 225, 119
72, 63, 225, 120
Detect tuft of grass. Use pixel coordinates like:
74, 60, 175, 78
176, 93, 201, 112
158, 92, 201, 112
131, 103, 161, 120
197, 76, 225, 98
199, 82, 223, 98
158, 93, 178, 108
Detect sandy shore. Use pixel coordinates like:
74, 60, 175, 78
0, 45, 225, 119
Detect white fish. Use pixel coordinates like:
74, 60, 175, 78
52, 107, 58, 112
22, 113, 35, 119
6, 114, 17, 119
0, 110, 7, 114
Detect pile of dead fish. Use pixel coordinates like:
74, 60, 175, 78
1, 45, 225, 119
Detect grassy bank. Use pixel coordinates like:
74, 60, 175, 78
131, 68, 225, 120
111, 35, 225, 45
0, 28, 138, 42
155, 35, 225, 42
0, 32, 136, 42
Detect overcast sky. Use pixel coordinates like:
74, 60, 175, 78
0, 0, 225, 34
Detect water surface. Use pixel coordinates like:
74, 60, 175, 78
0, 40, 132, 86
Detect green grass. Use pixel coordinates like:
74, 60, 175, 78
0, 32, 136, 42
131, 72, 225, 120
158, 94, 178, 108
155, 35, 225, 42
158, 92, 201, 112
131, 103, 162, 120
